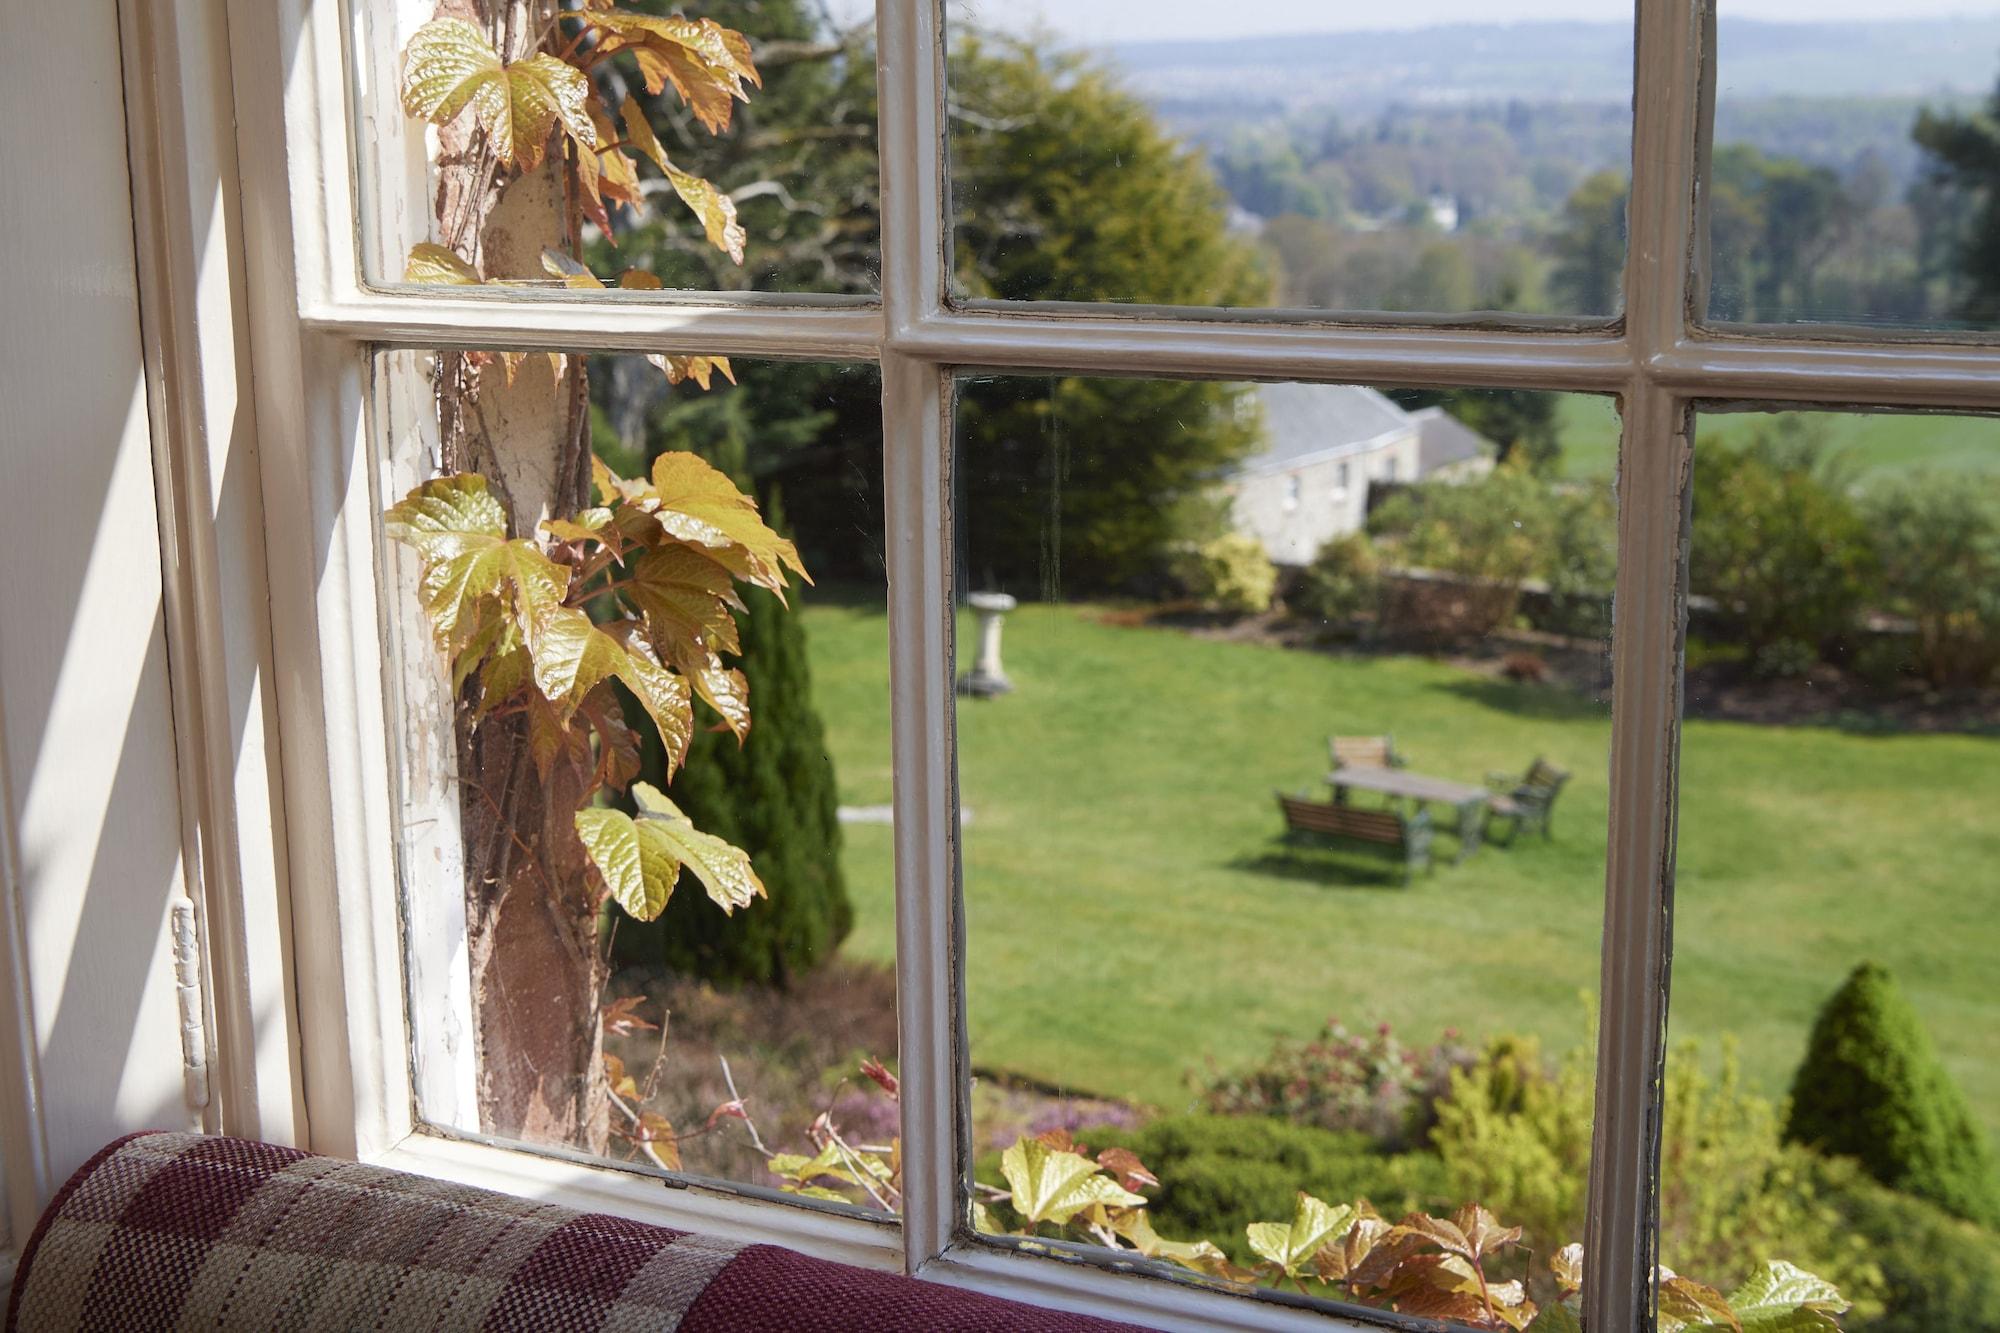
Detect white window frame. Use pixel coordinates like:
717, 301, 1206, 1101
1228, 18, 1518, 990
159, 0, 2000, 1329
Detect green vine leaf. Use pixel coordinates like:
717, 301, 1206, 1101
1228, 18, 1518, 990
630, 782, 764, 913
1721, 1262, 1848, 1333
399, 18, 596, 169
999, 1138, 1145, 1229
383, 473, 568, 654
1245, 1192, 1356, 1279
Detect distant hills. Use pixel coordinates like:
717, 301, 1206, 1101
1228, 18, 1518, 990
1105, 18, 2000, 114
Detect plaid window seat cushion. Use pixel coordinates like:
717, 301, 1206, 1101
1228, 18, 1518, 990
6, 1133, 1153, 1332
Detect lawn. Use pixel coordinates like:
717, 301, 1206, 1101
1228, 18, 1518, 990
1555, 394, 2000, 484
803, 596, 2000, 1137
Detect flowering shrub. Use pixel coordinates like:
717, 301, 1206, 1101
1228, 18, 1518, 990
1198, 1017, 1474, 1151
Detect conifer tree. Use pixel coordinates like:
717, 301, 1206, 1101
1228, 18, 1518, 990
1785, 961, 2000, 1226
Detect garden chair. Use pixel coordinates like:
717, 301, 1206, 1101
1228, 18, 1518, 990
1328, 733, 1406, 771
1484, 757, 1571, 844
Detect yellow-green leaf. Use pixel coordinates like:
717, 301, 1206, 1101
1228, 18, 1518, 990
399, 19, 594, 168
1108, 1209, 1246, 1279
1719, 1262, 1847, 1333
542, 247, 606, 289
576, 805, 682, 920
647, 354, 735, 390
630, 781, 763, 913
637, 452, 807, 593
999, 1137, 1144, 1229
665, 164, 745, 263
384, 474, 569, 651
636, 1110, 681, 1170
403, 242, 481, 285
1550, 1242, 1584, 1294
502, 53, 597, 167
1245, 1192, 1355, 1279
399, 18, 504, 129
619, 93, 672, 174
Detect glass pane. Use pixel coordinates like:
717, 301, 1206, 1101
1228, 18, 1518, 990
353, 3, 878, 295
1705, 3, 2000, 331
946, 2, 1632, 319
1665, 409, 2000, 1325
376, 349, 899, 1213
954, 372, 1622, 1322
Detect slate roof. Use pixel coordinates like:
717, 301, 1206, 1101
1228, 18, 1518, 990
1233, 382, 1413, 477
1411, 407, 1496, 472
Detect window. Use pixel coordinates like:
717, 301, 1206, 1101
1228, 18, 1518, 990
212, 0, 2000, 1328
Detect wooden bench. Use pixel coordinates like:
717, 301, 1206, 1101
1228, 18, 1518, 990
1484, 757, 1571, 844
1329, 733, 1406, 770
1276, 792, 1434, 884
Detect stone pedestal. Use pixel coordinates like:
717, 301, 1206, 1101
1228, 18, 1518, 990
957, 592, 1018, 698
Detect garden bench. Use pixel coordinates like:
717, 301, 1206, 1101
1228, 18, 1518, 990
1485, 756, 1571, 844
1328, 733, 1406, 770
1276, 792, 1434, 884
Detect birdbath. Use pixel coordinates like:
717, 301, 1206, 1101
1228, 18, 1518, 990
957, 592, 1018, 698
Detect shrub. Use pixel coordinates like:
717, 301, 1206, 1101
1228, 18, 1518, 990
1689, 423, 1877, 674
1541, 485, 1617, 639
1368, 461, 1560, 639
1429, 1035, 1594, 1267
1196, 1018, 1473, 1152
613, 581, 854, 986
1070, 1114, 1455, 1267
1287, 532, 1381, 626
1172, 532, 1278, 613
1370, 460, 1551, 590
1802, 1154, 2000, 1333
1786, 962, 2000, 1226
1430, 1034, 1883, 1306
1864, 475, 2000, 687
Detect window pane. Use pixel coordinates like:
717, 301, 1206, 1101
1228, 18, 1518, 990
1665, 408, 2000, 1324
953, 372, 1620, 1320
945, 3, 1632, 319
1704, 4, 2000, 331
352, 4, 878, 295
376, 349, 898, 1213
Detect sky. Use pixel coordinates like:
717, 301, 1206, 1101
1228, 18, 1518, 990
820, 1, 2000, 43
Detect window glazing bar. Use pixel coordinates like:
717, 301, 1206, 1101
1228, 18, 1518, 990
877, 0, 962, 1275
1585, 0, 1707, 1326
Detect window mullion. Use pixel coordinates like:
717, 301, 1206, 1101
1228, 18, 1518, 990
1586, 0, 1706, 1326
876, 0, 960, 1275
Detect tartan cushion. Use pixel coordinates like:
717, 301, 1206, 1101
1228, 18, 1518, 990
5, 1132, 1151, 1332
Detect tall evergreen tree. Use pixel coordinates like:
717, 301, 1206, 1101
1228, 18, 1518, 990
1785, 962, 1999, 1226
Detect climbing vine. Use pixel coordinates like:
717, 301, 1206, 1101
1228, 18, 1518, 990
384, 3, 780, 1150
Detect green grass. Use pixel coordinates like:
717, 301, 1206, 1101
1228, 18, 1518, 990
1556, 395, 2000, 486
803, 596, 2000, 1137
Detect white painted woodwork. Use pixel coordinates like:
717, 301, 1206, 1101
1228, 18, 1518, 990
0, 0, 195, 1238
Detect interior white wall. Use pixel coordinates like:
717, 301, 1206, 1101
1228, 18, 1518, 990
0, 0, 197, 1241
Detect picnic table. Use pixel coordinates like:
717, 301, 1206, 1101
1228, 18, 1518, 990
1326, 767, 1491, 862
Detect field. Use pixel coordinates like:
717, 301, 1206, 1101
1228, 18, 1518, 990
804, 596, 2000, 1136
1555, 395, 2000, 485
